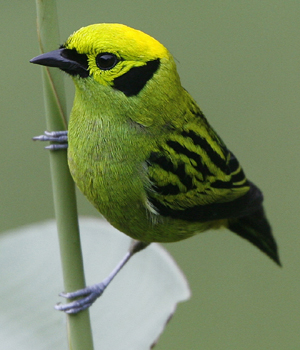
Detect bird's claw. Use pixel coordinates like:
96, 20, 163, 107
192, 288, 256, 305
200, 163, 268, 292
54, 283, 106, 314
33, 130, 68, 150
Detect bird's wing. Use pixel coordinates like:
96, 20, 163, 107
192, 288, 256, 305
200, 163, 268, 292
146, 108, 263, 222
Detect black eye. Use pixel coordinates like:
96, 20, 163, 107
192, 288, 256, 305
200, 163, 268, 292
96, 53, 119, 70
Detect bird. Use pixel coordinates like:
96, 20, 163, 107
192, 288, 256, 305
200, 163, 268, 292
30, 23, 280, 314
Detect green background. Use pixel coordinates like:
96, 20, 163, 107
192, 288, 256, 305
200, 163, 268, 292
1, 1, 299, 349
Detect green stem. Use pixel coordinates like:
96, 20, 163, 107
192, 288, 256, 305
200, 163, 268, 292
34, 1, 94, 349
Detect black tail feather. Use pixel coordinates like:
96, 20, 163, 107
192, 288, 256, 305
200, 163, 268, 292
228, 206, 281, 266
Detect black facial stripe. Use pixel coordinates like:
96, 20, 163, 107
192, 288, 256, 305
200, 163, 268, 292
59, 48, 89, 78
113, 59, 160, 96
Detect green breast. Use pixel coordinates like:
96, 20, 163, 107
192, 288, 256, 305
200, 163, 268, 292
67, 105, 157, 239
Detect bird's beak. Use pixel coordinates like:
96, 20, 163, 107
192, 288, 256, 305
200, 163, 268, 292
30, 48, 89, 77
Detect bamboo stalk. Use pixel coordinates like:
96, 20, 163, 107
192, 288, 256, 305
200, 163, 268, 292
34, 1, 94, 349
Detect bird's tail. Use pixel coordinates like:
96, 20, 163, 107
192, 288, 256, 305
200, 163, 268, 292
228, 206, 281, 266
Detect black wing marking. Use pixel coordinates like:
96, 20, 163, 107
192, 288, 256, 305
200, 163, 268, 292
148, 180, 263, 222
146, 107, 262, 222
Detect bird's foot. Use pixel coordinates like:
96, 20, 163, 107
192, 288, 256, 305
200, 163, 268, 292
55, 282, 106, 314
54, 241, 149, 314
33, 130, 68, 150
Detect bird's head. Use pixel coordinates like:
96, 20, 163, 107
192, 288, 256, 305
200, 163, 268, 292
30, 23, 179, 98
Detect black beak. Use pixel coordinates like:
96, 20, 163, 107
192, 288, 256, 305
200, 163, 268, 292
30, 48, 89, 78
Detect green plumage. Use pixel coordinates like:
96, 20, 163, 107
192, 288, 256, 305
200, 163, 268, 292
33, 23, 281, 265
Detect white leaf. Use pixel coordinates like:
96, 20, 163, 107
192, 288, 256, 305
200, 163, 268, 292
0, 218, 190, 350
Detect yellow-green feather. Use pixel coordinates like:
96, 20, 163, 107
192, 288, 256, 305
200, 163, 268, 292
61, 23, 279, 263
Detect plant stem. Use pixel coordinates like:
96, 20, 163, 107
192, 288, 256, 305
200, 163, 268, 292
34, 1, 94, 349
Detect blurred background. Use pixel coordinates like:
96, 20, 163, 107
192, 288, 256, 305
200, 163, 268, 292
1, 1, 299, 349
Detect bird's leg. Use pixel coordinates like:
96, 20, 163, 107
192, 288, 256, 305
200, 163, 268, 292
55, 240, 150, 314
33, 130, 68, 150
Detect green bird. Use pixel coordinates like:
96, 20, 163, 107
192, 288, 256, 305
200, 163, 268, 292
31, 23, 280, 314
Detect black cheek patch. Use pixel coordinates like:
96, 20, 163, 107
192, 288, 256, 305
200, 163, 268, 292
113, 59, 160, 96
